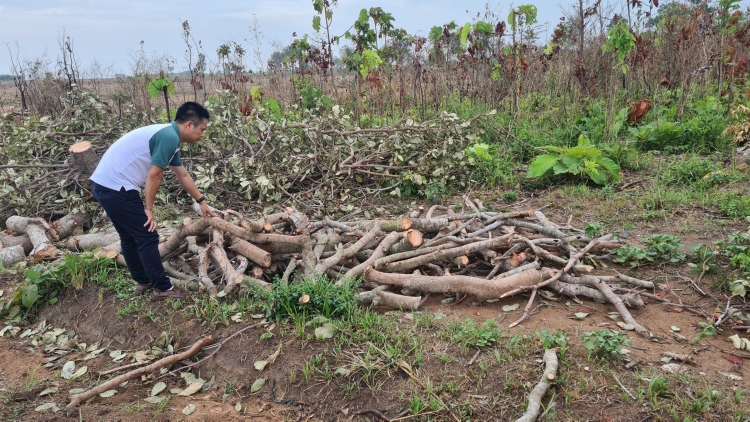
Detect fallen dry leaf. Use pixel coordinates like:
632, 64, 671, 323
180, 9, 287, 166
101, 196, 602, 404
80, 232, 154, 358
726, 355, 744, 365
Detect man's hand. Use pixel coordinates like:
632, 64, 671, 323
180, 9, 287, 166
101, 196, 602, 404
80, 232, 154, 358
144, 208, 158, 232
199, 201, 218, 218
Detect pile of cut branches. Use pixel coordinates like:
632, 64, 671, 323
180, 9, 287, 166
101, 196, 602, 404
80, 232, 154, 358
1, 198, 656, 335
0, 88, 495, 222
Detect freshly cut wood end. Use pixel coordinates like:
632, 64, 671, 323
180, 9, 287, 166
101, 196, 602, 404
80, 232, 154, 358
400, 217, 413, 231
263, 224, 272, 232
451, 256, 469, 267
546, 373, 555, 381
68, 141, 92, 153
405, 230, 423, 247
299, 294, 310, 304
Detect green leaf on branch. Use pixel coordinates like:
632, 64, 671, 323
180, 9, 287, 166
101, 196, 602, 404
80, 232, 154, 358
21, 284, 38, 309
527, 154, 560, 178
147, 77, 175, 99
460, 23, 471, 48
312, 16, 321, 32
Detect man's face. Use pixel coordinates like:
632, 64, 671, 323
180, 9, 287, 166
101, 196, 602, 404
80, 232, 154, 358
183, 119, 208, 144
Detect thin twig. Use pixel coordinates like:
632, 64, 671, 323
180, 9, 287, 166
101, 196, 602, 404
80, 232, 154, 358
509, 289, 537, 328
612, 374, 636, 400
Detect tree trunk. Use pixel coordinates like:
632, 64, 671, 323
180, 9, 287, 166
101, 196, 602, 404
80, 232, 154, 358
68, 141, 100, 189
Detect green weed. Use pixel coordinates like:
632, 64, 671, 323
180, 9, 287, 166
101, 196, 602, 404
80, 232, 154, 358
582, 330, 632, 359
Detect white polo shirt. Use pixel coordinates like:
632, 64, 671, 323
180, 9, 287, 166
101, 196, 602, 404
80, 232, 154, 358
91, 122, 183, 191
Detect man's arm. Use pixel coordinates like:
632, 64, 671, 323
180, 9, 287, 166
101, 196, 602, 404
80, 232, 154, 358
143, 165, 165, 232
171, 165, 217, 218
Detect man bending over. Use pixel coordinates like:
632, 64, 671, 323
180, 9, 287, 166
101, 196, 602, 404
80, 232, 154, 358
91, 102, 216, 300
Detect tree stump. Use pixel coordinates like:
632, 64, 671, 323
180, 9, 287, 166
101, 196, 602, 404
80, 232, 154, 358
69, 141, 100, 189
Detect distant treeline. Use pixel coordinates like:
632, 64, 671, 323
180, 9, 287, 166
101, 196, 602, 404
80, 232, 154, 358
0, 75, 14, 82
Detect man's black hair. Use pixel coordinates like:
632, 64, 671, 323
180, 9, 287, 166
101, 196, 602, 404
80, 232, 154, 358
175, 102, 210, 125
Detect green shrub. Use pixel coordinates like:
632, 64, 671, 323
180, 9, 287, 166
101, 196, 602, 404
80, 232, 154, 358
295, 76, 332, 111
718, 193, 750, 219
449, 319, 502, 349
582, 330, 631, 359
629, 101, 728, 153
526, 134, 621, 185
613, 234, 686, 266
660, 156, 722, 186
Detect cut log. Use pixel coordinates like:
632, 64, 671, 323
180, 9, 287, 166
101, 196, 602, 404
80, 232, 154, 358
387, 230, 423, 255
451, 256, 470, 267
209, 229, 241, 293
0, 245, 25, 267
409, 217, 450, 232
66, 232, 120, 252
49, 212, 92, 240
365, 267, 553, 301
229, 237, 272, 268
372, 290, 421, 311
6, 216, 58, 259
355, 218, 412, 232
355, 285, 389, 305
0, 234, 32, 255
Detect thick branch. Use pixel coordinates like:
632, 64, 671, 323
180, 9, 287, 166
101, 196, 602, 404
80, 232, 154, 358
515, 349, 559, 422
365, 267, 553, 301
66, 336, 214, 408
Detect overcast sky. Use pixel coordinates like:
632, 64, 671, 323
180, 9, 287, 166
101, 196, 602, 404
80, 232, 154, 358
0, 0, 746, 75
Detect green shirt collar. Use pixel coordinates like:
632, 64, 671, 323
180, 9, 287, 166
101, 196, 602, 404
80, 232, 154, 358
170, 121, 180, 142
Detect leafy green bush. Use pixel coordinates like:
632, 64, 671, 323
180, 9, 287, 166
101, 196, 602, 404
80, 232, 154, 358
0, 253, 130, 319
660, 156, 722, 186
613, 234, 686, 266
526, 134, 621, 185
537, 330, 569, 356
582, 330, 632, 359
629, 119, 685, 152
267, 276, 357, 321
718, 193, 750, 219
449, 319, 502, 349
584, 222, 603, 237
629, 99, 728, 153
295, 76, 332, 111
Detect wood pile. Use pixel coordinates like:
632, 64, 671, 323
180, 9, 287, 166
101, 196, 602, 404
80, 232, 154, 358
0, 197, 654, 335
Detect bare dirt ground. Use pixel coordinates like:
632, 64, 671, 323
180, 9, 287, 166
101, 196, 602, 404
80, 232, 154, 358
1, 190, 749, 421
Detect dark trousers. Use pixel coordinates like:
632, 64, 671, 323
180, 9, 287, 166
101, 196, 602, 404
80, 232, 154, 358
91, 182, 171, 291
